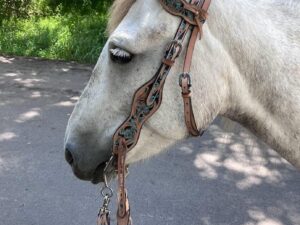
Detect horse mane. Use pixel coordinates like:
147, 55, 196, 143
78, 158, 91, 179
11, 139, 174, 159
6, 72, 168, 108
107, 0, 136, 34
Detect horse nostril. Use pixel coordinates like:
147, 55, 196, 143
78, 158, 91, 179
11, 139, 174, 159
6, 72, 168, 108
65, 148, 74, 165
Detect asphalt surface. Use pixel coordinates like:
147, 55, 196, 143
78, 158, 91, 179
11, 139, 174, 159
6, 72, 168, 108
0, 56, 299, 225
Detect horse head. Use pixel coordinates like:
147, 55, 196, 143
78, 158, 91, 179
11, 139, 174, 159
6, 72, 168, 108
64, 0, 232, 183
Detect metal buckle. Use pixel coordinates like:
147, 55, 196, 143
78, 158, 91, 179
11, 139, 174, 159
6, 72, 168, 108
179, 73, 192, 88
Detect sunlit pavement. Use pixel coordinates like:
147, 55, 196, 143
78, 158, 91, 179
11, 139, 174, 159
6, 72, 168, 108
0, 56, 299, 225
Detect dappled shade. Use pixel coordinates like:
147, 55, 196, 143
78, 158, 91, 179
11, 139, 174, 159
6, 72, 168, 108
0, 56, 299, 225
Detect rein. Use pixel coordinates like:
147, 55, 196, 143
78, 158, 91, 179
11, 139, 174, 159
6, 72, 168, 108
97, 0, 211, 224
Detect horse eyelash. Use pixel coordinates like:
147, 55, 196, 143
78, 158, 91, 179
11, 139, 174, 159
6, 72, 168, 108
109, 47, 133, 64
110, 48, 131, 58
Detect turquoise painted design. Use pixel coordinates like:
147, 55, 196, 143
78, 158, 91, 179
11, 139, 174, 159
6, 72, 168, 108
112, 0, 201, 152
119, 117, 137, 140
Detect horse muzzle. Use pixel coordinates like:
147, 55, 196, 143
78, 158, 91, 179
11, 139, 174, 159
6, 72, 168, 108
64, 142, 108, 184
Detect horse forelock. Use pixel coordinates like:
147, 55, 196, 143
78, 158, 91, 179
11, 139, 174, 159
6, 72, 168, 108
107, 0, 136, 34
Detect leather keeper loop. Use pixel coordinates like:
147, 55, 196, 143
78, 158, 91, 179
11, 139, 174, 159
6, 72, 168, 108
182, 91, 191, 98
160, 0, 208, 29
162, 58, 175, 67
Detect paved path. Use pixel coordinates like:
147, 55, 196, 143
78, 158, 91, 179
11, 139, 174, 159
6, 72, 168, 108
0, 56, 299, 225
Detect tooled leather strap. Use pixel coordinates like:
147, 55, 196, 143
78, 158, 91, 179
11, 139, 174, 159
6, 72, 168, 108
108, 1, 211, 224
180, 0, 211, 136
116, 138, 131, 225
112, 20, 188, 225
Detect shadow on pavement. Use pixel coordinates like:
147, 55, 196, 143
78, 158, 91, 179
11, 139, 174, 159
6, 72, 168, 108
127, 120, 299, 225
0, 56, 299, 225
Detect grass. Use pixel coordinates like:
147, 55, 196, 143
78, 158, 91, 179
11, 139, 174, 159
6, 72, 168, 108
0, 13, 108, 64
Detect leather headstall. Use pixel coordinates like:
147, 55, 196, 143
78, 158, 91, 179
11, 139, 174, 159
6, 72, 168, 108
97, 1, 211, 225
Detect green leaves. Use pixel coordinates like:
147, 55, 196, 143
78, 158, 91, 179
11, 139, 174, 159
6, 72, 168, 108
0, 14, 108, 63
0, 0, 113, 22
37, 0, 114, 15
0, 0, 113, 63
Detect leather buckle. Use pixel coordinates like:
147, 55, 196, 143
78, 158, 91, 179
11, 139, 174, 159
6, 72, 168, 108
179, 73, 192, 88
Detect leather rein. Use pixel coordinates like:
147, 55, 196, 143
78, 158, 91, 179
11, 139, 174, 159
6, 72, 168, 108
97, 0, 211, 224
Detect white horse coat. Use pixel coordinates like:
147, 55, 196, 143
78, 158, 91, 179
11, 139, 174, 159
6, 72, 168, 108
64, 0, 300, 182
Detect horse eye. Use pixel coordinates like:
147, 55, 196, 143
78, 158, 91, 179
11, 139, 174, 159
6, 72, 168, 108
109, 47, 133, 64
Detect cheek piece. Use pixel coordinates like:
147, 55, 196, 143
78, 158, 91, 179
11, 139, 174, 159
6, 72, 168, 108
97, 1, 212, 224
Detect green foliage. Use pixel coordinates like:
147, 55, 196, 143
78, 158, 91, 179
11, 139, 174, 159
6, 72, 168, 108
0, 0, 113, 63
0, 14, 108, 63
0, 0, 31, 23
0, 0, 113, 20
46, 0, 113, 14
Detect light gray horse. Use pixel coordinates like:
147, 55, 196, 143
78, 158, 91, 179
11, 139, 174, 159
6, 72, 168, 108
64, 0, 300, 183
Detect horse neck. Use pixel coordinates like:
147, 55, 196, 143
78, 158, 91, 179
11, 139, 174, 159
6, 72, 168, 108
201, 0, 300, 167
